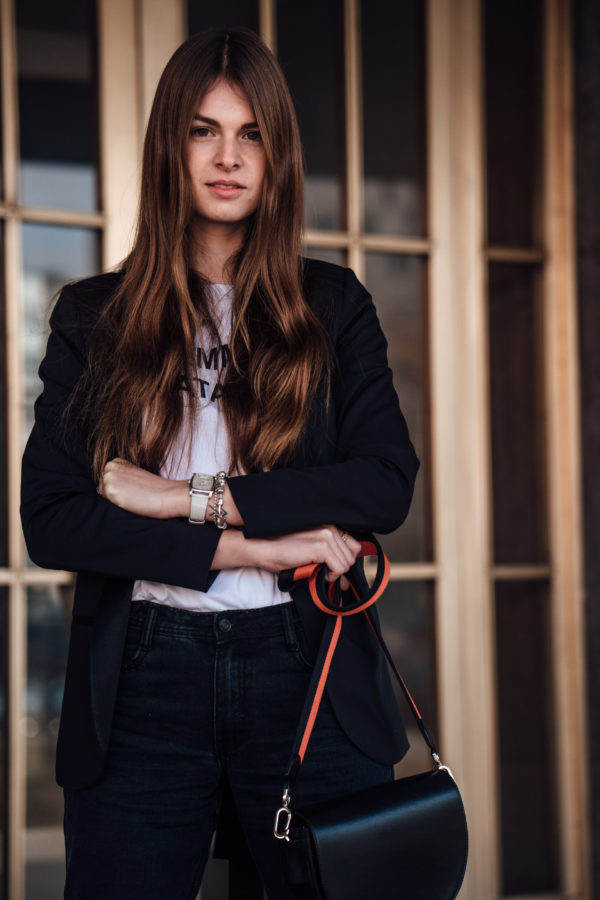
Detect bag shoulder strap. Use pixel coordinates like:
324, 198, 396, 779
283, 539, 441, 786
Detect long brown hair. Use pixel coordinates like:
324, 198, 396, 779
84, 28, 329, 479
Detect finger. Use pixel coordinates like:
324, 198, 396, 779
104, 458, 128, 475
318, 527, 347, 566
336, 535, 360, 571
322, 542, 349, 580
310, 527, 358, 581
338, 530, 361, 555
323, 534, 362, 583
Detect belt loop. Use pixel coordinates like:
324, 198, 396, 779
140, 602, 159, 651
280, 602, 297, 649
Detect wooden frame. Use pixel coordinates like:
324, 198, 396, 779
2, 0, 28, 894
542, 0, 588, 895
428, 1, 498, 896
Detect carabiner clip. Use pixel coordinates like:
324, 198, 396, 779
273, 787, 292, 841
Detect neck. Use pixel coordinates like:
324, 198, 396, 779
188, 218, 247, 283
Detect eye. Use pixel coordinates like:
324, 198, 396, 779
244, 130, 262, 142
190, 125, 212, 138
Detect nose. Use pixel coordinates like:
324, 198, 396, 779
214, 134, 240, 170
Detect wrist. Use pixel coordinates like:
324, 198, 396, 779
212, 529, 261, 569
241, 537, 276, 571
161, 480, 191, 518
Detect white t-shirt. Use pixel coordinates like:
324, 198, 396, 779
132, 283, 289, 612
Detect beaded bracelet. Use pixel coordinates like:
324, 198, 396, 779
211, 470, 228, 530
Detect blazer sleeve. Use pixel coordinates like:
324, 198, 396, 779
227, 266, 419, 537
20, 283, 221, 591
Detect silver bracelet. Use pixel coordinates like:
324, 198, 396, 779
210, 471, 228, 530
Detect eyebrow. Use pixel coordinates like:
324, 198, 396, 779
193, 114, 258, 130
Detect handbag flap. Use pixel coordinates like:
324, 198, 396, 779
291, 769, 468, 900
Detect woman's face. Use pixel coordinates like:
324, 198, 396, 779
185, 78, 267, 235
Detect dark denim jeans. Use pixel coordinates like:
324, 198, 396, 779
64, 600, 392, 899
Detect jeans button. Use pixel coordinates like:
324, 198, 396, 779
219, 618, 232, 632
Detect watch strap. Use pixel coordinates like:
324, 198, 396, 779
188, 473, 215, 524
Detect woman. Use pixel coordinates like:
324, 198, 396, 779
21, 28, 419, 900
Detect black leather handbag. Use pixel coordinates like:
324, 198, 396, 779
274, 539, 468, 900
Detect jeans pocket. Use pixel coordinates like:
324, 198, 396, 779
291, 618, 317, 672
120, 637, 149, 671
120, 602, 158, 671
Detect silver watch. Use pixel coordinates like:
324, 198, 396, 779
188, 473, 216, 524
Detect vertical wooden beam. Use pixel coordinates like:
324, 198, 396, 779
1, 0, 27, 895
1, 0, 17, 207
98, 0, 140, 269
428, 0, 498, 896
5, 581, 26, 900
543, 0, 588, 895
138, 0, 185, 133
258, 0, 276, 53
344, 0, 364, 280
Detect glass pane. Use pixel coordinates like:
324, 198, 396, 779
488, 263, 547, 563
187, 0, 258, 33
495, 581, 560, 893
0, 224, 7, 566
365, 253, 431, 562
25, 584, 72, 899
378, 581, 437, 776
22, 223, 100, 447
0, 589, 6, 900
361, 0, 426, 236
304, 246, 346, 267
16, 0, 99, 211
278, 0, 345, 230
484, 0, 542, 247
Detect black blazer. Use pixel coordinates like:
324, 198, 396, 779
20, 258, 419, 790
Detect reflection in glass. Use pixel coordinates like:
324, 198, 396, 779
0, 224, 7, 566
187, 0, 258, 33
378, 581, 436, 776
361, 0, 426, 236
21, 223, 100, 445
278, 0, 345, 230
495, 581, 559, 893
484, 0, 542, 247
304, 246, 346, 268
488, 263, 547, 563
26, 585, 72, 826
16, 0, 98, 211
25, 584, 72, 899
365, 254, 431, 562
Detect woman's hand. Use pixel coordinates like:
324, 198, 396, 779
212, 525, 361, 588
98, 459, 189, 518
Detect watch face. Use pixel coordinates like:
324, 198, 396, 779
191, 473, 214, 492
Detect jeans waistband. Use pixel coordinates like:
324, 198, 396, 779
127, 598, 298, 642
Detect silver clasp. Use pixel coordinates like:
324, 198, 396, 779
432, 751, 455, 781
273, 787, 292, 841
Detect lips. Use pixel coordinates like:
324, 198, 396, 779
207, 181, 245, 189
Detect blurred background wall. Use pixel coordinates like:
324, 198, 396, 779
1, 0, 598, 897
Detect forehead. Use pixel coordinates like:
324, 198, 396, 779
195, 78, 255, 121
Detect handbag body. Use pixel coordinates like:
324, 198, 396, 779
274, 539, 468, 900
